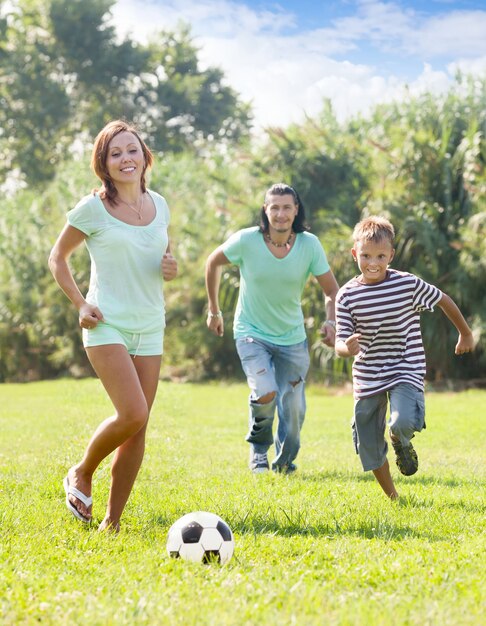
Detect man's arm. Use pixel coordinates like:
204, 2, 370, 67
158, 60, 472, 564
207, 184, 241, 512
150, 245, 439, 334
315, 270, 339, 347
205, 246, 230, 337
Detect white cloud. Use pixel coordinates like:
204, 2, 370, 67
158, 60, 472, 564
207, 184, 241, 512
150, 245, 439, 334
416, 11, 486, 57
112, 0, 293, 39
332, 2, 486, 58
407, 63, 451, 95
449, 55, 486, 76
111, 0, 486, 129
332, 0, 417, 46
197, 33, 382, 126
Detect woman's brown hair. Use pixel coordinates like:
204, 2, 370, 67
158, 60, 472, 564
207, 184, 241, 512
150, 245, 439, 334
91, 120, 154, 204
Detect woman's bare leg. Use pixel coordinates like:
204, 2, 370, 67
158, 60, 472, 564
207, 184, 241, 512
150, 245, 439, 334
99, 354, 161, 531
66, 345, 155, 521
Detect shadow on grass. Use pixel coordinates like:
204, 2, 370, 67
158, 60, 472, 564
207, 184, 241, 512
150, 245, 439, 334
302, 468, 484, 490
227, 514, 443, 542
150, 506, 453, 543
150, 512, 434, 541
145, 468, 484, 543
300, 469, 486, 514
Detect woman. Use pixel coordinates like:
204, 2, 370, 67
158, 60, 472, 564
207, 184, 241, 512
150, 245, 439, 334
49, 120, 177, 532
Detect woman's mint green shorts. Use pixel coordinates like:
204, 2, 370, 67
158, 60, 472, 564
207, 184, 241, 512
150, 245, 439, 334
82, 322, 164, 356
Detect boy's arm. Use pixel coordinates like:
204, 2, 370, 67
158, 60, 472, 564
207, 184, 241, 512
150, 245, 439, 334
436, 293, 474, 355
335, 334, 362, 358
334, 295, 361, 358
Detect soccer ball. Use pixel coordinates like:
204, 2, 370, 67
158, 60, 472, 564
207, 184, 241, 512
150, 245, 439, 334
166, 511, 235, 564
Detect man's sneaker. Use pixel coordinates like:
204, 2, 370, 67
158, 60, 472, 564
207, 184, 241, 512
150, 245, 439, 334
250, 452, 269, 474
392, 439, 418, 476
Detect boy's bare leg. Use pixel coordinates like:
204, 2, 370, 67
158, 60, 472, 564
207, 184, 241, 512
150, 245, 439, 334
373, 459, 399, 499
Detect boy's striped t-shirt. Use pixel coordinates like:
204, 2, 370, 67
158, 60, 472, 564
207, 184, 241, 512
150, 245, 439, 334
336, 269, 442, 399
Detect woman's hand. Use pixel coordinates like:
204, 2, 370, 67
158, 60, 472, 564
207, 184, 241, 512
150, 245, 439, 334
79, 303, 104, 329
162, 253, 178, 281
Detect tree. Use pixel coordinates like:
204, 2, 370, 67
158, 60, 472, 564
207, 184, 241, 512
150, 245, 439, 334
253, 102, 368, 234
249, 102, 370, 381
353, 75, 486, 380
0, 0, 71, 183
135, 26, 251, 153
0, 160, 97, 381
48, 0, 149, 135
1, 67, 485, 384
0, 0, 251, 187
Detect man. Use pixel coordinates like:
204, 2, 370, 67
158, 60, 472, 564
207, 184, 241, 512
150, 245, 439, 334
205, 183, 339, 474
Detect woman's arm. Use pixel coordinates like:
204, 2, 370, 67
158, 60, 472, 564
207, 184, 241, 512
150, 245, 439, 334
48, 224, 103, 327
162, 239, 178, 281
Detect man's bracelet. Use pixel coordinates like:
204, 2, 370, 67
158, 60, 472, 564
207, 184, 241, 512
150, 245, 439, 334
208, 310, 223, 319
324, 320, 336, 328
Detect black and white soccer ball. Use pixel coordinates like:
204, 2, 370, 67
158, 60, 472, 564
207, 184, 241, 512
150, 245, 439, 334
166, 511, 235, 564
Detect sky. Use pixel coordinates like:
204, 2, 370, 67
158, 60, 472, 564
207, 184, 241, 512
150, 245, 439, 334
112, 0, 486, 129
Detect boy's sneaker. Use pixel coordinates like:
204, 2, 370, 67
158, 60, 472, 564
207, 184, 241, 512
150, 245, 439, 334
250, 452, 269, 474
273, 463, 297, 475
392, 439, 418, 476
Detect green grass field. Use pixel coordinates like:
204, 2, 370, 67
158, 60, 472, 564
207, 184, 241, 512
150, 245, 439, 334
0, 380, 484, 625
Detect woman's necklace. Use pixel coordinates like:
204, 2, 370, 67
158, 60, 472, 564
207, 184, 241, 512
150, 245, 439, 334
118, 193, 144, 220
265, 231, 294, 250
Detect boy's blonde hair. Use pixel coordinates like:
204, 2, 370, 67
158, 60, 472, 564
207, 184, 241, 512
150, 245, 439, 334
352, 216, 395, 245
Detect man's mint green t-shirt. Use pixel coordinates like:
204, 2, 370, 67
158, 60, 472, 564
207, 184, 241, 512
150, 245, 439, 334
222, 227, 330, 345
67, 190, 169, 333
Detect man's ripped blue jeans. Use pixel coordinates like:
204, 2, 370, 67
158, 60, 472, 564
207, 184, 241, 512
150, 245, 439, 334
236, 337, 310, 471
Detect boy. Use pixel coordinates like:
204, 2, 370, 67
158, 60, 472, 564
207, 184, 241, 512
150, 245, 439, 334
335, 216, 474, 499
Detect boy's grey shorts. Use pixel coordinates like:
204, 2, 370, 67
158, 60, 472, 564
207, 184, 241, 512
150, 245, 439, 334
352, 383, 426, 472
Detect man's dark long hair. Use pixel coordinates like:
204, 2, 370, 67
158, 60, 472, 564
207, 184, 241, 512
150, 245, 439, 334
258, 183, 310, 233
